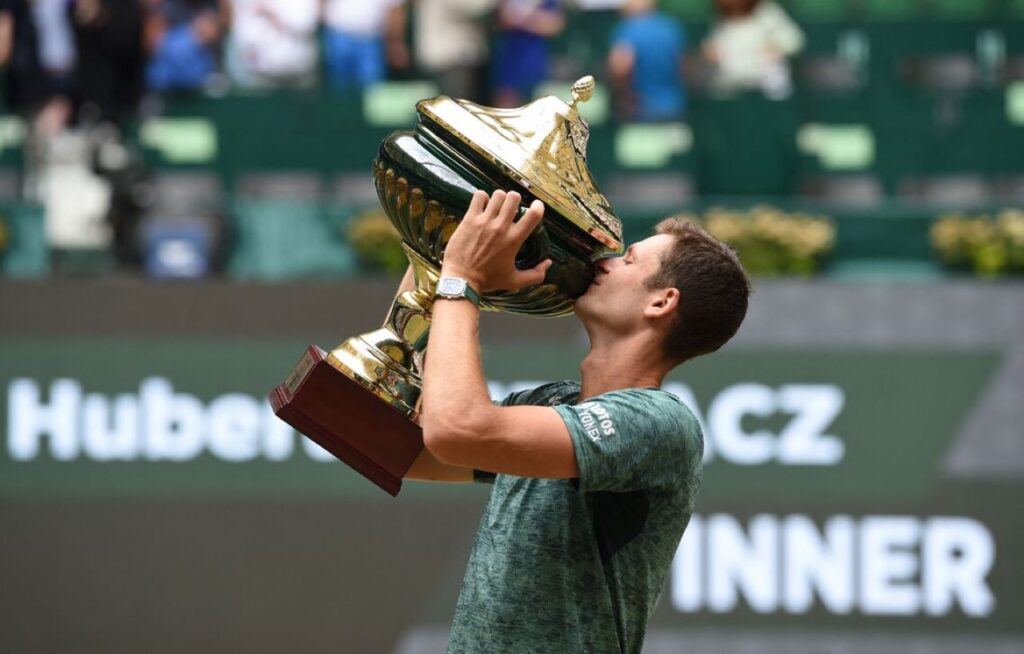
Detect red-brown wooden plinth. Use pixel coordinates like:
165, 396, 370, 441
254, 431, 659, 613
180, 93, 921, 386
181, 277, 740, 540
268, 345, 423, 496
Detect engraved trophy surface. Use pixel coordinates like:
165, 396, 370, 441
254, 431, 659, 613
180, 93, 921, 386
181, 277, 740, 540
269, 77, 624, 495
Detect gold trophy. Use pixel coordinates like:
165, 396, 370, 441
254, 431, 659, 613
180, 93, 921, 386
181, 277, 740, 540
269, 77, 623, 495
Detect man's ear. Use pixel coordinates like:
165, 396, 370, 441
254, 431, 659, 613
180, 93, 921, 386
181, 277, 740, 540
644, 287, 679, 320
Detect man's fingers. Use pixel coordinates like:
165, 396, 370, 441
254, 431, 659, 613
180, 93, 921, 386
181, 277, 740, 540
514, 259, 552, 289
497, 191, 521, 224
484, 190, 507, 219
513, 199, 545, 236
465, 190, 488, 220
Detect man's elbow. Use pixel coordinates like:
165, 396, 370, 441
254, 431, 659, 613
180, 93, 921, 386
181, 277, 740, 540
421, 409, 490, 466
420, 418, 453, 463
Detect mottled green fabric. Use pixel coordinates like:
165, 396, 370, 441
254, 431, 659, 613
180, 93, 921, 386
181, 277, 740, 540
448, 381, 703, 654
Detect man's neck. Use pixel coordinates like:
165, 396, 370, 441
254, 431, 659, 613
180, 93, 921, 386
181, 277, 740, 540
578, 333, 670, 400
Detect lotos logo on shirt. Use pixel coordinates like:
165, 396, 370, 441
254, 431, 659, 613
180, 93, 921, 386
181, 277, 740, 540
576, 401, 616, 442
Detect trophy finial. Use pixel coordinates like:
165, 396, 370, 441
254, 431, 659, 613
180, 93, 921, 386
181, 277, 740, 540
570, 76, 596, 109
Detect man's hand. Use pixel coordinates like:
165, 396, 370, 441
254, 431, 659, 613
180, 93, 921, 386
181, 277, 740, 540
441, 190, 552, 293
421, 190, 578, 482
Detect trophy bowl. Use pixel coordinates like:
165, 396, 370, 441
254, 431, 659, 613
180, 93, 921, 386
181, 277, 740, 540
270, 77, 624, 495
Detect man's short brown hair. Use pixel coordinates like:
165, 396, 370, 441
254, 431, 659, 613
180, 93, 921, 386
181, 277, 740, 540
646, 218, 751, 363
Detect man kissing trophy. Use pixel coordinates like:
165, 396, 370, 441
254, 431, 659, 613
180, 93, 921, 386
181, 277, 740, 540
270, 77, 623, 496
270, 74, 749, 654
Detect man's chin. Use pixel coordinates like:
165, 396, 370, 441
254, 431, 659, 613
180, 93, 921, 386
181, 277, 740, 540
574, 289, 596, 315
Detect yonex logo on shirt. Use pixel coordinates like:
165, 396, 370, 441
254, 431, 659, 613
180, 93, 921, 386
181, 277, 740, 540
576, 401, 617, 442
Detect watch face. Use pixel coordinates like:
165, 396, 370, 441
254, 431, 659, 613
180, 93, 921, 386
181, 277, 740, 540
438, 277, 467, 296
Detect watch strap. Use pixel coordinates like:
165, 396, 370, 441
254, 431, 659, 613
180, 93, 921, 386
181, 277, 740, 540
462, 282, 481, 307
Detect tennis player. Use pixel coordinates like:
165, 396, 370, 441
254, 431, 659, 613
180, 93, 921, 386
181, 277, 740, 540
404, 189, 750, 653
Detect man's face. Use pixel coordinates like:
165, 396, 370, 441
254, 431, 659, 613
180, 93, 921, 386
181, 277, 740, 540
575, 234, 675, 328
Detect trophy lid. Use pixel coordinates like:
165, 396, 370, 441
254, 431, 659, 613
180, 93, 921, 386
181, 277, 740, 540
416, 77, 623, 251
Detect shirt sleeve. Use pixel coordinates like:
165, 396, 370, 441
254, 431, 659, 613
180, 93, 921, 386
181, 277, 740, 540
473, 469, 497, 484
273, 0, 320, 34
762, 1, 804, 55
553, 389, 702, 493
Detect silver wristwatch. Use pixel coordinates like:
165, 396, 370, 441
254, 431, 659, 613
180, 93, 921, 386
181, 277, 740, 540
435, 277, 482, 307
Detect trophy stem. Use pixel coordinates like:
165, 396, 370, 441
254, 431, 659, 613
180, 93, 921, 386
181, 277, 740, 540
268, 247, 442, 495
326, 245, 439, 420
387, 245, 439, 361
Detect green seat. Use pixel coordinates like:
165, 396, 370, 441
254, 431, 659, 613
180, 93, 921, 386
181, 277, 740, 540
559, 10, 619, 76
690, 94, 800, 196
920, 91, 1023, 175
1, 204, 49, 278
662, 0, 713, 20
783, 0, 851, 21
861, 0, 920, 21
1007, 0, 1024, 19
228, 199, 356, 281
927, 0, 994, 19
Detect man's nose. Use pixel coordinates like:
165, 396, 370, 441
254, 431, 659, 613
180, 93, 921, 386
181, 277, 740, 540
595, 256, 618, 273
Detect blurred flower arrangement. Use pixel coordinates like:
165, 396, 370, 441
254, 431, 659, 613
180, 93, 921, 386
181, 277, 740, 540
674, 206, 836, 276
346, 210, 407, 275
346, 204, 838, 277
930, 209, 1024, 277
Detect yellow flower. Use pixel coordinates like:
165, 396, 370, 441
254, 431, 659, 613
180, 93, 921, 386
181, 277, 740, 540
696, 205, 834, 275
997, 210, 1024, 245
932, 209, 1024, 275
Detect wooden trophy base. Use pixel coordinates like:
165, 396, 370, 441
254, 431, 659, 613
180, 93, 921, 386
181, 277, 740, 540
268, 345, 423, 496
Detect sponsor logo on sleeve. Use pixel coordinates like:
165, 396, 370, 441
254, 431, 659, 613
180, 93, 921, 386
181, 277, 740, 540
575, 401, 616, 442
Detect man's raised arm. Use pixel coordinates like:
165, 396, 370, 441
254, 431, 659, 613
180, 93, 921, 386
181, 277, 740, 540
419, 191, 578, 480
391, 265, 475, 482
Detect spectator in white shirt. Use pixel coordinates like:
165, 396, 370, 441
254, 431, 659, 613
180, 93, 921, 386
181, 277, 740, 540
226, 0, 319, 89
414, 0, 496, 102
702, 0, 804, 98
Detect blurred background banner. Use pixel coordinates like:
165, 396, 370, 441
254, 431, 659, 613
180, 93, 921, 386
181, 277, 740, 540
2, 0, 1024, 651
0, 339, 1004, 498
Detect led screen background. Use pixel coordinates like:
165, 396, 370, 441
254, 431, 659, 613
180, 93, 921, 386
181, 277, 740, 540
1, 280, 1021, 653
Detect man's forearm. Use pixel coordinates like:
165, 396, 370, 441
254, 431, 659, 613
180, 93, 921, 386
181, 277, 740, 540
418, 190, 551, 467
404, 259, 493, 474
421, 296, 494, 436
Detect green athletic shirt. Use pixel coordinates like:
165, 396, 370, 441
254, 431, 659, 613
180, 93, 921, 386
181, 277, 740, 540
447, 380, 704, 654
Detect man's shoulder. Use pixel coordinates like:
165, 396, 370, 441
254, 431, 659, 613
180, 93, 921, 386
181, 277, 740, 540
581, 386, 703, 446
587, 386, 690, 412
500, 380, 580, 408
501, 383, 700, 439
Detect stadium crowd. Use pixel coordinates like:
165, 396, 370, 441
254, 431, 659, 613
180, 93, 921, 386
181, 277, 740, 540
0, 0, 816, 276
2, 1, 1018, 280
1, 0, 804, 133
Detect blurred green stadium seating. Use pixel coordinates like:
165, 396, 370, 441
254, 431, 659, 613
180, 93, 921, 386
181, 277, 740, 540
662, 0, 714, 20
227, 199, 356, 281
0, 204, 48, 278
2, 6, 1023, 279
783, 0, 851, 21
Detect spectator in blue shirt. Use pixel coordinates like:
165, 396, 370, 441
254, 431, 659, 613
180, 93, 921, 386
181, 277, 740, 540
493, 0, 564, 107
145, 0, 227, 93
323, 0, 408, 90
608, 0, 685, 122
